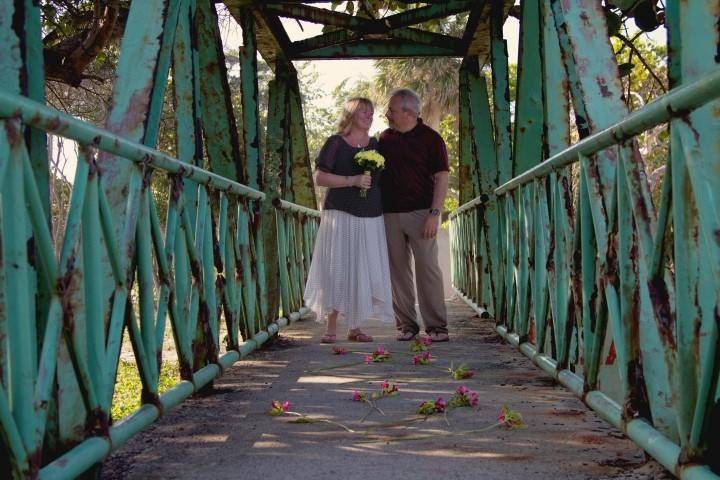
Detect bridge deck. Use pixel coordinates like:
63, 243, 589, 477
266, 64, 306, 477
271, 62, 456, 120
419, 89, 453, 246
102, 299, 669, 480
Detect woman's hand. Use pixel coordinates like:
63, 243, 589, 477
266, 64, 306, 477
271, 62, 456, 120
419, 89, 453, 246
351, 174, 372, 189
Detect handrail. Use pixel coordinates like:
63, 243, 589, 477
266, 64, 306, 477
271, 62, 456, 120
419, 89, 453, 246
452, 66, 720, 214
273, 197, 321, 217
494, 67, 720, 195
0, 90, 265, 200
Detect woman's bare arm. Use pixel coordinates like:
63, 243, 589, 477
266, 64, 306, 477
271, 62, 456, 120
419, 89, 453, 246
315, 170, 371, 189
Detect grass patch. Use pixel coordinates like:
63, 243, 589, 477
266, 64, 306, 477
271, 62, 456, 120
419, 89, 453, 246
112, 360, 181, 421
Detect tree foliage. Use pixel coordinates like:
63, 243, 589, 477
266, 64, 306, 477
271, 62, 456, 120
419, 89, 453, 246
41, 1, 129, 86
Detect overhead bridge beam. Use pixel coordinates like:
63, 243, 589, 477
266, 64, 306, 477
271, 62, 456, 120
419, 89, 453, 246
263, 1, 477, 32
291, 39, 464, 60
290, 27, 462, 58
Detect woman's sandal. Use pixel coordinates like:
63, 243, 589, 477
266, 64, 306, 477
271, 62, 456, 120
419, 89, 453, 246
347, 330, 373, 342
320, 333, 337, 344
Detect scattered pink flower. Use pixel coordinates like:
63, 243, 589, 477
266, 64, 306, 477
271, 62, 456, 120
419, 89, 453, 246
417, 398, 448, 416
450, 364, 475, 380
380, 380, 398, 396
366, 346, 392, 363
412, 351, 433, 365
332, 346, 348, 355
268, 400, 291, 416
409, 337, 430, 353
498, 405, 525, 429
449, 386, 480, 409
417, 400, 437, 415
352, 391, 367, 402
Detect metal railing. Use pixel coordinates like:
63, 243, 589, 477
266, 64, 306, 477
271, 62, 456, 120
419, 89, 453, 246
449, 69, 720, 479
0, 91, 320, 479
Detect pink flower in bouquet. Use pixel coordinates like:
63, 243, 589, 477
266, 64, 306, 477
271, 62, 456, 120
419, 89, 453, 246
435, 397, 447, 412
421, 351, 432, 362
422, 337, 433, 347
457, 386, 470, 395
364, 355, 373, 364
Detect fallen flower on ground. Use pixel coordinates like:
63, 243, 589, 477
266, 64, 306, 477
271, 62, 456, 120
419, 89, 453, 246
379, 380, 398, 396
366, 346, 392, 363
412, 351, 433, 365
268, 400, 291, 416
352, 391, 367, 402
449, 363, 475, 380
354, 381, 399, 422
409, 337, 431, 353
332, 346, 348, 355
448, 386, 479, 408
498, 404, 525, 429
417, 397, 447, 415
268, 400, 356, 432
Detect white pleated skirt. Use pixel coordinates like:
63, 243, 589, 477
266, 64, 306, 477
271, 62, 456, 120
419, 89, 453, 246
304, 209, 394, 329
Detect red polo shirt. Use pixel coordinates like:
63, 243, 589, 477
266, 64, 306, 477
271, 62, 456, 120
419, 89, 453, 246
378, 119, 449, 213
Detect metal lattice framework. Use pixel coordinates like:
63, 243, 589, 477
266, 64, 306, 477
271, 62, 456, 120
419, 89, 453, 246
450, 1, 720, 479
0, 1, 718, 479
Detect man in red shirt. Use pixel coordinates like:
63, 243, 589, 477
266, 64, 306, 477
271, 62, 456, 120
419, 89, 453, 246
379, 89, 450, 342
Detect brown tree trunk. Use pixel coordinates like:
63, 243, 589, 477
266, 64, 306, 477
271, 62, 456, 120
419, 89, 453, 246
422, 100, 442, 131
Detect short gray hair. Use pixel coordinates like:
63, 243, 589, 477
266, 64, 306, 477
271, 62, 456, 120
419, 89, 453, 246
390, 88, 421, 116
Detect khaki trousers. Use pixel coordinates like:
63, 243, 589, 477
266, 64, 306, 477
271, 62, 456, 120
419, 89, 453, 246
383, 210, 448, 334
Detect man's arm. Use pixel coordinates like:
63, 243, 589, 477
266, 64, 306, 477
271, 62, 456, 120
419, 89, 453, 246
422, 171, 449, 239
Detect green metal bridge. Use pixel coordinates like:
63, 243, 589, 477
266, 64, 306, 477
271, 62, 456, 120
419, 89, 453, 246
0, 1, 718, 478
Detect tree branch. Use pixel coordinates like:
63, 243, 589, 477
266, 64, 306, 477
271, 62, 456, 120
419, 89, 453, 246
616, 32, 667, 93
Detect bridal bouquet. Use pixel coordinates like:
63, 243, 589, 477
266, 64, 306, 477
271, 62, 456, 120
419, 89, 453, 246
353, 149, 385, 198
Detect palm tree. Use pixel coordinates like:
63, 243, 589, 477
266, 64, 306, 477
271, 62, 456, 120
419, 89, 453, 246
372, 56, 461, 130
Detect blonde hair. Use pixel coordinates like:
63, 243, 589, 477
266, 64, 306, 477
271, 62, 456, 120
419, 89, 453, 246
337, 97, 374, 136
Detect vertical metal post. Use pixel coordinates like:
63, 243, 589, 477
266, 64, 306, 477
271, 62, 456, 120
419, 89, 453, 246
239, 9, 271, 327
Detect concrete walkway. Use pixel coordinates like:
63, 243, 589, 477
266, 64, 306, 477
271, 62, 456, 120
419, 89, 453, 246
103, 298, 670, 480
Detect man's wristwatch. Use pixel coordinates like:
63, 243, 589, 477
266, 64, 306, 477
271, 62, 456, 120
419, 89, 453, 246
428, 208, 441, 217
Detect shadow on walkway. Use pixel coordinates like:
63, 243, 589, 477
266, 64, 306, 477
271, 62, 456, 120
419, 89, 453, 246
103, 298, 670, 480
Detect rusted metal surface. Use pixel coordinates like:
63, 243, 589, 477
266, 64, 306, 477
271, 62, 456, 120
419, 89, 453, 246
2, 1, 720, 479
451, 0, 720, 478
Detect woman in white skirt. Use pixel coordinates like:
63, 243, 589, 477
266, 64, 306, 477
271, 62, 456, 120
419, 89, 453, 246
303, 97, 394, 343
